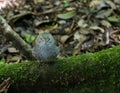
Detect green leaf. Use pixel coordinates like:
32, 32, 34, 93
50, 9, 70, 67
96, 9, 113, 18
44, 22, 55, 28
64, 0, 69, 7
23, 33, 35, 43
107, 16, 120, 22
0, 58, 5, 63
57, 10, 76, 19
83, 0, 88, 3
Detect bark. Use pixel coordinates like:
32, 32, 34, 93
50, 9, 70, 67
0, 16, 35, 60
0, 45, 120, 93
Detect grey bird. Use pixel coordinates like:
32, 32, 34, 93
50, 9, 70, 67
32, 32, 60, 62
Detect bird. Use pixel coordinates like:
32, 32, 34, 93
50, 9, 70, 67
32, 31, 60, 62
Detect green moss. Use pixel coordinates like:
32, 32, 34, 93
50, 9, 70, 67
0, 62, 38, 84
0, 45, 120, 93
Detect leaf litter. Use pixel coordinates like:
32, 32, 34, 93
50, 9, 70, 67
0, 0, 120, 62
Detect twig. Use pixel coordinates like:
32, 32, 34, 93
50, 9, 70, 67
0, 77, 11, 93
0, 16, 35, 60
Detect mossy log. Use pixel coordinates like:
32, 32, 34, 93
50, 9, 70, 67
0, 45, 120, 93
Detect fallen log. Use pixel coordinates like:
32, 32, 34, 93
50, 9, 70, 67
0, 45, 120, 93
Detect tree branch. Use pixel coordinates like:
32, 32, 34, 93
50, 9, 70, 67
0, 16, 35, 60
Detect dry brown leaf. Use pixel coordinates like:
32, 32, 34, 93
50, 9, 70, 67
101, 20, 112, 28
90, 26, 104, 33
82, 39, 94, 50
0, 0, 24, 10
96, 9, 113, 18
7, 47, 19, 53
105, 1, 116, 9
114, 0, 120, 4
7, 55, 21, 63
77, 19, 88, 28
33, 0, 44, 4
74, 31, 87, 42
89, 0, 102, 8
61, 35, 70, 44
73, 46, 81, 55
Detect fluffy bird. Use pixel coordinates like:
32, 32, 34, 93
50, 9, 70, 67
32, 32, 60, 62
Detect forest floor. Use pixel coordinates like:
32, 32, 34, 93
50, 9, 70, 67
0, 0, 120, 63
